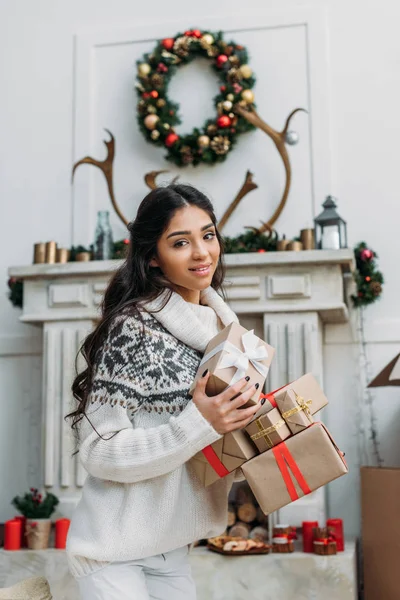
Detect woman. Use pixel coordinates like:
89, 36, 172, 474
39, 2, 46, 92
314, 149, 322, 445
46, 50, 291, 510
66, 184, 262, 599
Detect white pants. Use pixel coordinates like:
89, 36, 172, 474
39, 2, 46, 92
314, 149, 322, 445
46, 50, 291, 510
77, 546, 196, 600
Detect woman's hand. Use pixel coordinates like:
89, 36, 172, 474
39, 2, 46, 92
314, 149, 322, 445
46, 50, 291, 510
192, 370, 261, 435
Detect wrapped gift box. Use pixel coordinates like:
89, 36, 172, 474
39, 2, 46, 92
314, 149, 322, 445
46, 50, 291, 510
189, 322, 275, 407
275, 388, 314, 435
245, 408, 291, 453
268, 374, 328, 419
241, 423, 347, 515
191, 429, 257, 487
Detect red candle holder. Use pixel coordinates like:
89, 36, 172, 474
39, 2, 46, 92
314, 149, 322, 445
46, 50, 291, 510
55, 518, 70, 549
302, 520, 318, 553
326, 518, 344, 551
4, 519, 21, 551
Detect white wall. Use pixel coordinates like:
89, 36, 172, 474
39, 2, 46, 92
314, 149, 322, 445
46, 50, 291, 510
1, 0, 400, 537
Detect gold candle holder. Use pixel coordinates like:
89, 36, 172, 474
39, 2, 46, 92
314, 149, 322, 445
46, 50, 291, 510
76, 252, 91, 262
33, 242, 46, 264
300, 228, 315, 250
286, 241, 303, 252
56, 248, 69, 263
45, 241, 57, 264
277, 239, 290, 251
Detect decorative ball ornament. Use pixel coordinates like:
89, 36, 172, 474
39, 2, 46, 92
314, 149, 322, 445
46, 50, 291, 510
200, 33, 214, 47
216, 54, 229, 68
198, 135, 210, 148
239, 64, 253, 79
144, 114, 159, 130
241, 89, 255, 104
136, 30, 256, 166
165, 132, 179, 147
217, 115, 232, 128
285, 130, 299, 145
162, 38, 175, 50
360, 248, 374, 261
138, 63, 151, 77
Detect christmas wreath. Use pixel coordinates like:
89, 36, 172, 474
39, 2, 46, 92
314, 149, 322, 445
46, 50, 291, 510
136, 29, 256, 166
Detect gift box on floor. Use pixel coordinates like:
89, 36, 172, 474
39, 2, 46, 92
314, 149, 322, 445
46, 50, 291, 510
189, 322, 275, 408
241, 423, 348, 515
191, 429, 258, 487
268, 374, 328, 423
245, 407, 291, 453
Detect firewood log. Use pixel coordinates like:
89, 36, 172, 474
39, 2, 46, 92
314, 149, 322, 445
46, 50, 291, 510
227, 504, 236, 527
249, 526, 269, 543
237, 502, 257, 524
228, 522, 250, 538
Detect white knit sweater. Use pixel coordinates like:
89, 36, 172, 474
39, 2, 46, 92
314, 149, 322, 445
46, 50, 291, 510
66, 287, 239, 577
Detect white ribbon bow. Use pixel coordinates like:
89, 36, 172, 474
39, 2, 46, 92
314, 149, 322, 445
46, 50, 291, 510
199, 329, 269, 386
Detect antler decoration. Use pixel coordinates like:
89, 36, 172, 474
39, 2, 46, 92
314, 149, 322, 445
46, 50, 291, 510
144, 170, 180, 190
72, 129, 129, 227
218, 170, 258, 231
234, 105, 307, 234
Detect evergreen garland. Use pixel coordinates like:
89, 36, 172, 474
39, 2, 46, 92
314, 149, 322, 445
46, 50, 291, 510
135, 29, 256, 166
352, 242, 384, 307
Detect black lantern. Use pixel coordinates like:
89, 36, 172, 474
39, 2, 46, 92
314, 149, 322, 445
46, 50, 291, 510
314, 196, 347, 249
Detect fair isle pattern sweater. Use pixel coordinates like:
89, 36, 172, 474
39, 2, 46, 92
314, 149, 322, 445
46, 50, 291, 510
66, 287, 239, 577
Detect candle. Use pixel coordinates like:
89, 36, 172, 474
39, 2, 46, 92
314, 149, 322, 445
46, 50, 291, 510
33, 242, 46, 264
321, 228, 340, 250
14, 515, 27, 547
56, 248, 69, 263
300, 228, 315, 250
55, 518, 70, 549
45, 241, 57, 263
302, 520, 318, 553
4, 519, 21, 551
326, 518, 344, 551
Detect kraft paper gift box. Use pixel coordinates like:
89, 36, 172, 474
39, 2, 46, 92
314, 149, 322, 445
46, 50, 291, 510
241, 423, 348, 515
271, 373, 328, 419
190, 429, 258, 487
189, 322, 275, 408
274, 388, 314, 435
245, 407, 291, 453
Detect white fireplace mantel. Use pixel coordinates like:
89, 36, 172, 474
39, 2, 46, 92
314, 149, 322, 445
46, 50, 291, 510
9, 249, 355, 523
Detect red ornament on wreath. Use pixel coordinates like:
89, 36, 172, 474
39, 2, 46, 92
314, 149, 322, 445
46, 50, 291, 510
217, 115, 232, 128
150, 90, 159, 99
360, 248, 374, 261
192, 29, 202, 38
162, 38, 175, 50
165, 133, 179, 147
216, 54, 228, 68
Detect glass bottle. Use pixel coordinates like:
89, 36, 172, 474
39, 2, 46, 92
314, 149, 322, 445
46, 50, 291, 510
93, 210, 113, 260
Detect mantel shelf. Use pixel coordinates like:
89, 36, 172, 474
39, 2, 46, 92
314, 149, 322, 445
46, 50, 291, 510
8, 249, 355, 280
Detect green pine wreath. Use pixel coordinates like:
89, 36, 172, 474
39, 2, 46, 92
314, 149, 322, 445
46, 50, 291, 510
135, 29, 256, 167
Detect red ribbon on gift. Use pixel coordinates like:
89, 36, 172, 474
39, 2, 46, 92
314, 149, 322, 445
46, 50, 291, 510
272, 442, 312, 501
260, 381, 294, 409
201, 445, 230, 478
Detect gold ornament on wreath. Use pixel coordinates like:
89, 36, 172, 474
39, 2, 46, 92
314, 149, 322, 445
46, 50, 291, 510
136, 29, 257, 167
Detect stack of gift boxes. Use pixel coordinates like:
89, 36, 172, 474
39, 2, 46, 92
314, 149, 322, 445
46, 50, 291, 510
189, 322, 348, 518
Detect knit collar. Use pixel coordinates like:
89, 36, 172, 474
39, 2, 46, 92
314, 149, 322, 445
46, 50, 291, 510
143, 287, 238, 353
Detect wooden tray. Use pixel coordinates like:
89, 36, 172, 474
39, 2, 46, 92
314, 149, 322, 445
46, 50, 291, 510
207, 544, 271, 556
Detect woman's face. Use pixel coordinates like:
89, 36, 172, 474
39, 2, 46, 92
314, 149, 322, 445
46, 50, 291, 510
150, 205, 221, 303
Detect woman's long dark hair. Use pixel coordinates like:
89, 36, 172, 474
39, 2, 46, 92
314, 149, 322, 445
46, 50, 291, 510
66, 184, 226, 431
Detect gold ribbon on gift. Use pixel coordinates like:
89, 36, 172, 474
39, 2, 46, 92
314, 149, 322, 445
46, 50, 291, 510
281, 392, 313, 423
250, 418, 286, 448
